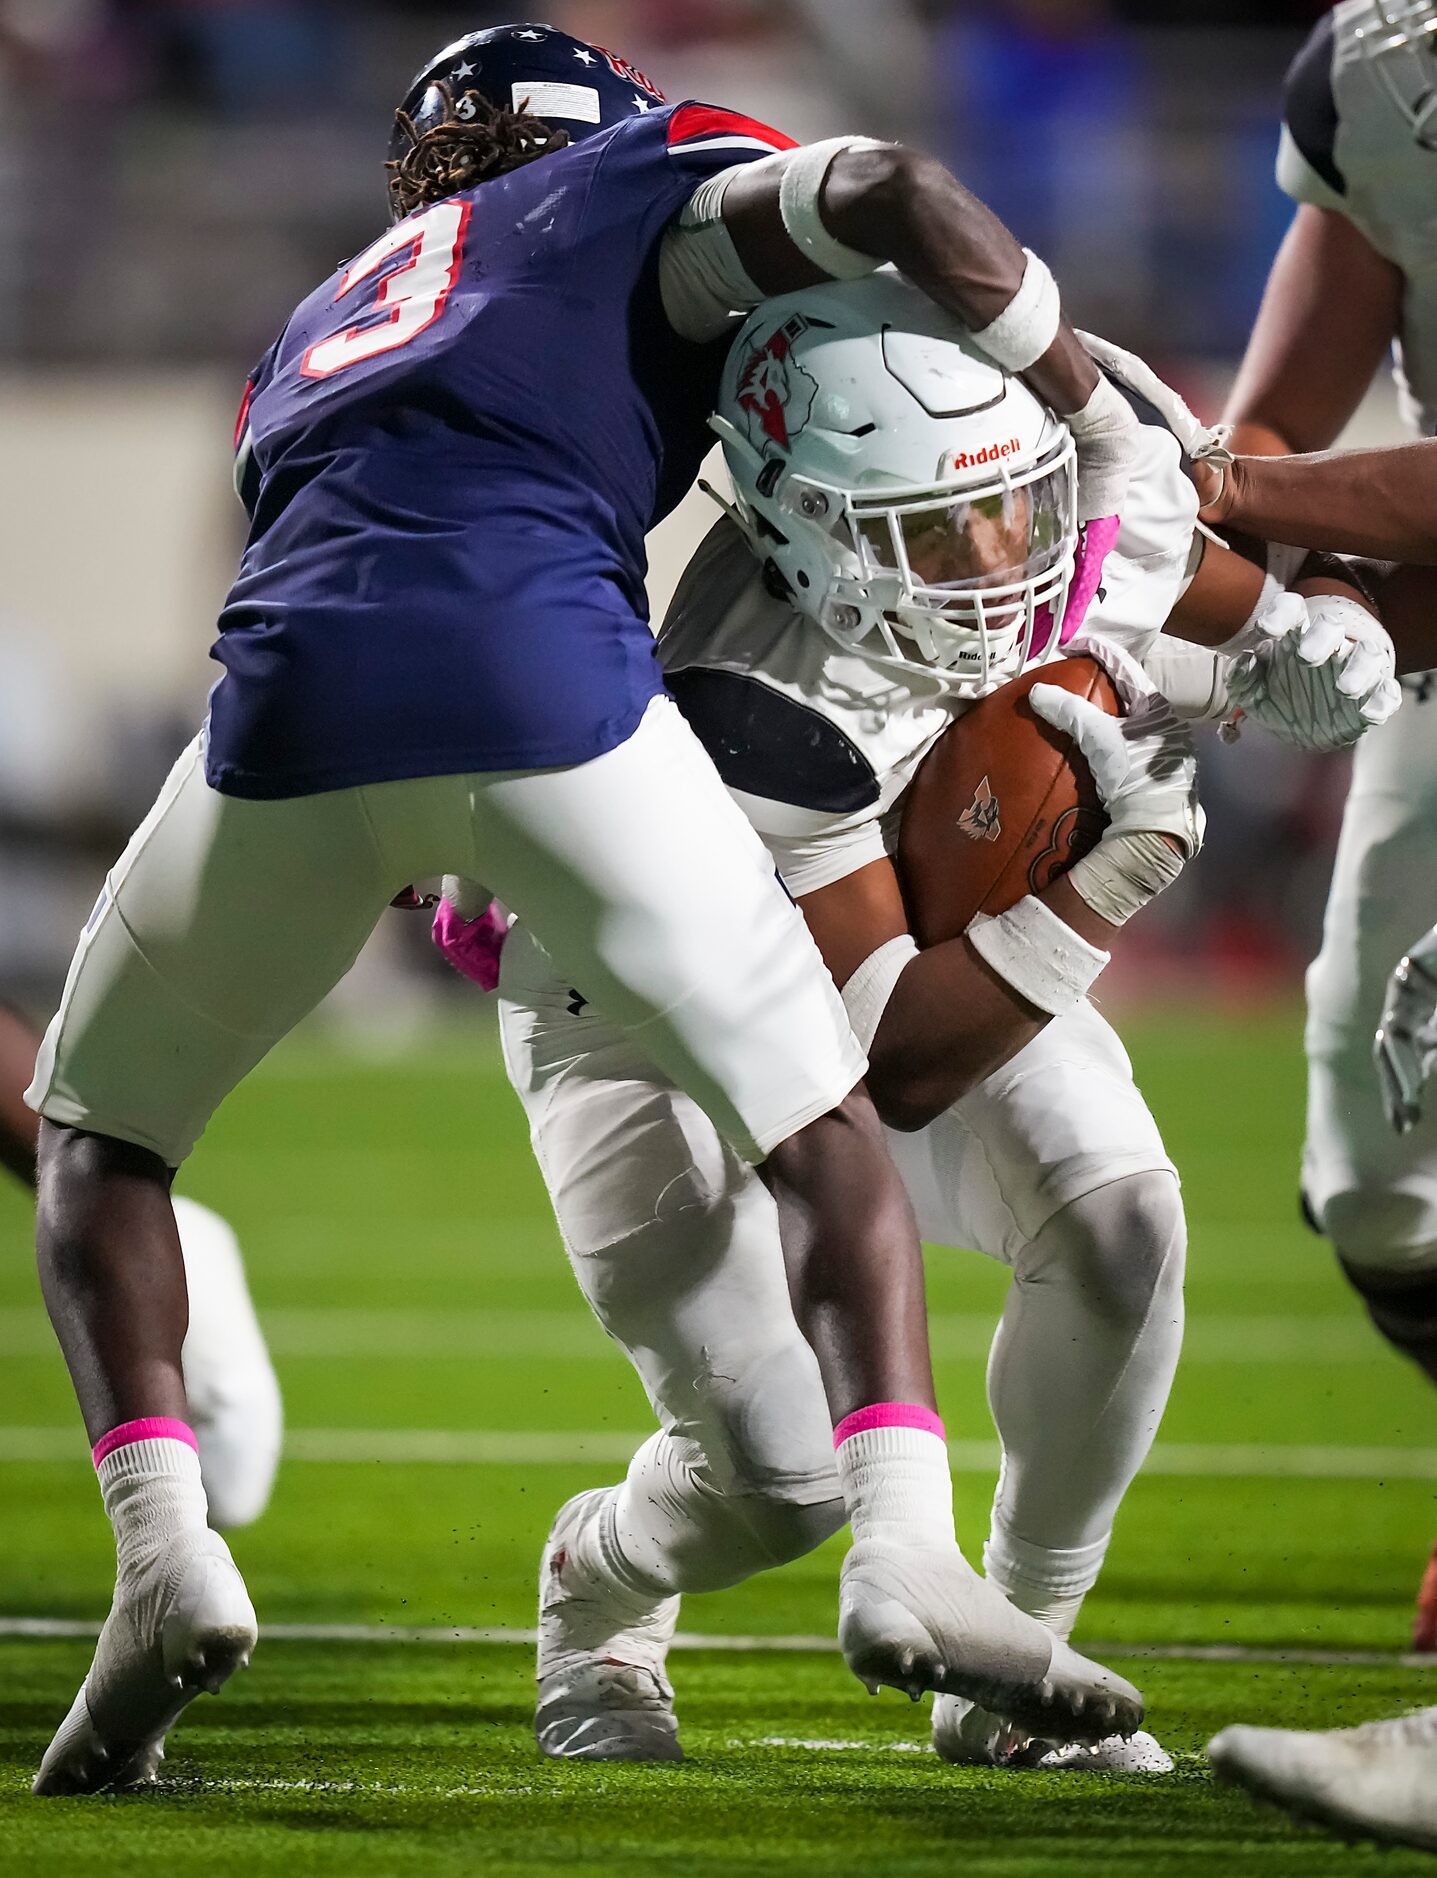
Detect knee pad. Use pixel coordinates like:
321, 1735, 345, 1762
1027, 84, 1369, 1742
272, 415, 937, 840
1338, 1255, 1437, 1360
1024, 1170, 1186, 1331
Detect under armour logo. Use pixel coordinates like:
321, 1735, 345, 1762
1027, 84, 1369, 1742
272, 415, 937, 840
957, 775, 1003, 843
566, 988, 589, 1017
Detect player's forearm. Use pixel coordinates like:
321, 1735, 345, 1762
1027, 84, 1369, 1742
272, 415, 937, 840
1206, 444, 1437, 563
867, 881, 1114, 1133
819, 146, 1099, 417
1221, 206, 1403, 455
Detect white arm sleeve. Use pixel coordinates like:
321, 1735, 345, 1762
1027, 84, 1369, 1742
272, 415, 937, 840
1141, 640, 1233, 722
659, 138, 886, 343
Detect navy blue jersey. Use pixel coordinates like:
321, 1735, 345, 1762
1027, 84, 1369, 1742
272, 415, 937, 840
209, 102, 796, 799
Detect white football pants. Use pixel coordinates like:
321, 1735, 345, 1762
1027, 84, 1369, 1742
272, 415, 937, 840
1304, 684, 1437, 1272
29, 697, 863, 1168
499, 927, 1185, 1614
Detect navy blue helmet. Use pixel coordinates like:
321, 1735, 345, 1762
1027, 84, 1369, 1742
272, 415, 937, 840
389, 23, 667, 171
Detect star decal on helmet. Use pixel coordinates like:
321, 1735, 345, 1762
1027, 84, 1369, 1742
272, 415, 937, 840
514, 28, 545, 41
735, 316, 819, 453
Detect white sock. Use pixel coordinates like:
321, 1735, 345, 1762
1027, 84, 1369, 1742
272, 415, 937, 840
983, 1527, 1109, 1642
97, 1436, 209, 1581
834, 1424, 957, 1549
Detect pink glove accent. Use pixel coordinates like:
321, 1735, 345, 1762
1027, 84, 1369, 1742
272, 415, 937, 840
432, 896, 509, 992
1060, 514, 1121, 646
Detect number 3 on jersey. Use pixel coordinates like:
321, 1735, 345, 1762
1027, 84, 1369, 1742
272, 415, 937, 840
300, 201, 472, 380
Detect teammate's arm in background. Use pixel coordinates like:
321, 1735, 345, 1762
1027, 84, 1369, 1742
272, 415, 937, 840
1223, 204, 1403, 457
1201, 442, 1437, 565
1201, 197, 1437, 561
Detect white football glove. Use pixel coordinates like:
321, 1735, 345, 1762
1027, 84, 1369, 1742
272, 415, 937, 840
1076, 331, 1234, 473
1375, 924, 1437, 1135
1037, 634, 1204, 851
1030, 634, 1203, 927
1226, 593, 1401, 753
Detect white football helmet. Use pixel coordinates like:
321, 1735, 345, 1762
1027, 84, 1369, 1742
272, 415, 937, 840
712, 271, 1078, 697
1353, 1, 1437, 147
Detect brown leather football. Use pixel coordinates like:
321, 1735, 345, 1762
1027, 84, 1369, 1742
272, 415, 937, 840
896, 654, 1120, 947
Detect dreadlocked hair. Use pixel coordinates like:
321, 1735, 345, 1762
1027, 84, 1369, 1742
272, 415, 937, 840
386, 81, 571, 218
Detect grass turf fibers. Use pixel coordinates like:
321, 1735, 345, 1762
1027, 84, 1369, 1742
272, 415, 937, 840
1, 1007, 1435, 1873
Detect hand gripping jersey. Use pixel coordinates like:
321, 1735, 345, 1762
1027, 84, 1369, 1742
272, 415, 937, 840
658, 376, 1198, 896
1280, 2, 1437, 434
213, 103, 795, 799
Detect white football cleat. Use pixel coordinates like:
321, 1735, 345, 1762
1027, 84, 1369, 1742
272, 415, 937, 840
174, 1197, 282, 1530
535, 1488, 683, 1762
838, 1538, 1143, 1744
1209, 1708, 1437, 1852
33, 1528, 257, 1795
933, 1692, 1173, 1771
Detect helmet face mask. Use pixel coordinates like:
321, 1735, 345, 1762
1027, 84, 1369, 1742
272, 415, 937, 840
714, 276, 1080, 697
1353, 1, 1437, 147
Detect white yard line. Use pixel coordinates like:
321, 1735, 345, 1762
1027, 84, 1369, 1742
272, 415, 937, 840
0, 1614, 1433, 1672
0, 1424, 1433, 1477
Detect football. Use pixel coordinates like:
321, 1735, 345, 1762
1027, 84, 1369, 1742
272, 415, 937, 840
895, 653, 1121, 947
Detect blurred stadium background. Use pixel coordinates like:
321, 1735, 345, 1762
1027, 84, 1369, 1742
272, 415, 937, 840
6, 9, 1437, 1866
0, 0, 1401, 1026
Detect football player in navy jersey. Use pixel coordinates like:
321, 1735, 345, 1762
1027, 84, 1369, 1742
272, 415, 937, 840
25, 23, 1150, 1792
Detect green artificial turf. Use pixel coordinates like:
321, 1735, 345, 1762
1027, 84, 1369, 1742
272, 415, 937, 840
0, 1007, 1434, 1873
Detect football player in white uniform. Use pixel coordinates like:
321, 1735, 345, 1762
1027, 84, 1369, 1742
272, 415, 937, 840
1214, 0, 1437, 1655
440, 274, 1396, 1772
0, 998, 280, 1530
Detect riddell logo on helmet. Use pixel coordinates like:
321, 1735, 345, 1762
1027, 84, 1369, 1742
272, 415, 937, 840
951, 438, 1021, 471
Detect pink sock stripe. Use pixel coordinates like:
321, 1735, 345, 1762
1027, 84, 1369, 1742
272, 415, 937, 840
92, 1417, 198, 1468
833, 1402, 946, 1449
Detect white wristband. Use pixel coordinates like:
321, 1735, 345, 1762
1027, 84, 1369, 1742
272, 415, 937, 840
778, 136, 887, 280
966, 896, 1109, 1016
841, 933, 920, 1054
970, 248, 1061, 373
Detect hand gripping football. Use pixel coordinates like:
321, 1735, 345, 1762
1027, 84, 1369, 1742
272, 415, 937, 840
896, 655, 1121, 947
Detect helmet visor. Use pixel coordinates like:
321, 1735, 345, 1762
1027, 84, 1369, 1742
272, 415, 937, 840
852, 457, 1073, 607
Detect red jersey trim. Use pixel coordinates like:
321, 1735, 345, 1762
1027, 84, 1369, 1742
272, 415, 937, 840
666, 105, 798, 155
233, 378, 255, 453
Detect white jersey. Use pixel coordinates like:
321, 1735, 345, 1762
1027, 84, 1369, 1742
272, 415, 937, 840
1278, 0, 1437, 434
658, 388, 1198, 897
